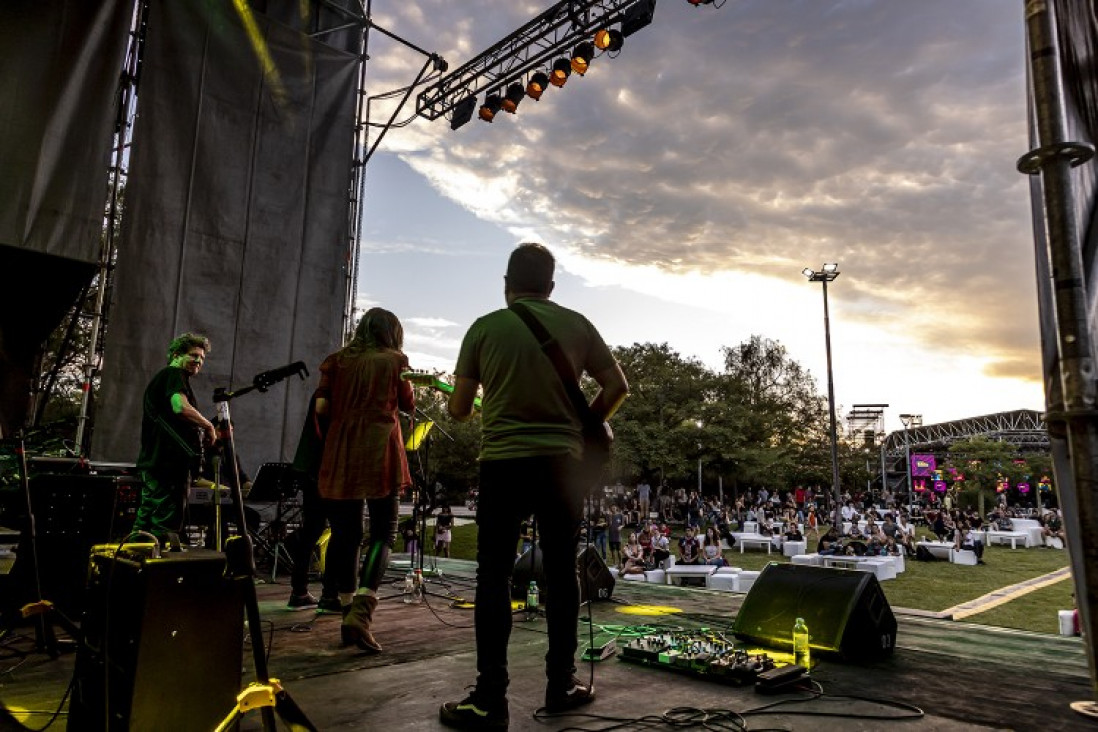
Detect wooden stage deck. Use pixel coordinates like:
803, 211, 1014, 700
1, 554, 1094, 731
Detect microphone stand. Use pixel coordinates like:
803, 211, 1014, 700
210, 364, 316, 732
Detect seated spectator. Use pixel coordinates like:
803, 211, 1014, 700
931, 512, 950, 542
677, 526, 702, 565
817, 528, 841, 556
883, 536, 902, 556
991, 507, 1013, 531
621, 532, 647, 575
701, 526, 726, 567
954, 521, 985, 562
1042, 509, 1066, 544
784, 523, 804, 542
650, 528, 671, 568
637, 528, 654, 566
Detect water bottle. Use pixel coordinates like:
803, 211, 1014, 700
412, 568, 424, 604
526, 580, 539, 621
792, 617, 810, 671
402, 570, 415, 603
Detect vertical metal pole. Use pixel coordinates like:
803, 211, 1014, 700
904, 425, 913, 516
1020, 0, 1098, 710
821, 278, 842, 530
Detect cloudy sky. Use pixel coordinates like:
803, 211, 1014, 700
352, 0, 1043, 435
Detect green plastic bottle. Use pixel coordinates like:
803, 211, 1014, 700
792, 617, 810, 671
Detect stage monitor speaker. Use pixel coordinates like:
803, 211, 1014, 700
512, 544, 615, 604
68, 551, 243, 731
732, 563, 896, 661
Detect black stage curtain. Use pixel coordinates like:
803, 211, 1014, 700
0, 0, 132, 434
92, 0, 360, 476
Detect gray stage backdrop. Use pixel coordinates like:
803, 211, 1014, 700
92, 0, 359, 475
0, 0, 130, 263
0, 0, 132, 434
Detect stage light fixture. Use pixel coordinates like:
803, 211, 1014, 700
594, 27, 624, 53
571, 41, 595, 75
450, 95, 476, 130
526, 71, 550, 100
501, 83, 525, 113
621, 0, 657, 37
479, 93, 503, 123
686, 0, 715, 5
549, 58, 572, 87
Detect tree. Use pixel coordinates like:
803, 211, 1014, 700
609, 343, 713, 486
404, 383, 481, 506
944, 437, 1025, 518
717, 335, 829, 491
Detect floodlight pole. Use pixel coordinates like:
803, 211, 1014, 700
803, 264, 842, 530
900, 415, 914, 515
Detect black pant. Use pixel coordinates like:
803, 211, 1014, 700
324, 492, 400, 594
135, 469, 189, 544
287, 480, 334, 596
474, 455, 584, 699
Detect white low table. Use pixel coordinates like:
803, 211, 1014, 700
664, 564, 716, 586
918, 541, 954, 560
736, 535, 774, 554
986, 530, 1027, 549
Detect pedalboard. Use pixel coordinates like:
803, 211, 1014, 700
619, 630, 782, 686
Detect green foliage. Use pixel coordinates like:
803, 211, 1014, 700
944, 437, 1044, 516
406, 383, 481, 505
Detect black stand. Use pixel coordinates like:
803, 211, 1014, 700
0, 430, 80, 657
400, 405, 454, 602
208, 364, 316, 732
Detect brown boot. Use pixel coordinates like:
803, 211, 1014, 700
341, 594, 381, 653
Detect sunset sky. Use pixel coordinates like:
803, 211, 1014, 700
352, 0, 1043, 435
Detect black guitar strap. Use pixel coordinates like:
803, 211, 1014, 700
508, 302, 598, 428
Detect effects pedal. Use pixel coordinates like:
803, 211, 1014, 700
754, 664, 808, 694
582, 640, 617, 661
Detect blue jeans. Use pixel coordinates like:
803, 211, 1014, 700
594, 530, 608, 558
474, 454, 584, 699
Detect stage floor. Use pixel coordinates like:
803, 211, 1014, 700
1, 554, 1094, 731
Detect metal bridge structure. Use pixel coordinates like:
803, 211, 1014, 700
878, 409, 1048, 494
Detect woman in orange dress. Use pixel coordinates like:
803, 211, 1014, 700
315, 308, 413, 653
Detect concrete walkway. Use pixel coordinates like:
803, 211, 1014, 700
944, 565, 1073, 620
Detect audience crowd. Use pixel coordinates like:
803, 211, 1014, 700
547, 481, 1064, 572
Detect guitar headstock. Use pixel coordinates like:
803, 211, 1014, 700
400, 371, 440, 387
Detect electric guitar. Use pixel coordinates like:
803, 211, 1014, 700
401, 371, 482, 410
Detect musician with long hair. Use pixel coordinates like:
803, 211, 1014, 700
314, 307, 413, 653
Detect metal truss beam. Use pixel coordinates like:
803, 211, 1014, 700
881, 409, 1049, 456
416, 0, 653, 121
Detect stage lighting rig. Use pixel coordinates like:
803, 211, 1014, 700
417, 0, 662, 127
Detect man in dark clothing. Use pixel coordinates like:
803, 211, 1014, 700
134, 333, 217, 548
439, 244, 629, 730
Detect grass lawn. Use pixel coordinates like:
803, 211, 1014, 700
422, 520, 1074, 634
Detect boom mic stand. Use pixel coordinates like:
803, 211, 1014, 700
208, 362, 316, 732
405, 405, 454, 598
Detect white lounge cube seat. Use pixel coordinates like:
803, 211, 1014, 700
858, 558, 896, 581
791, 553, 821, 566
782, 540, 807, 557
706, 572, 738, 591
734, 570, 760, 593
951, 548, 978, 565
